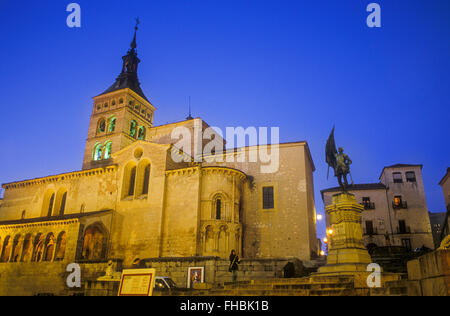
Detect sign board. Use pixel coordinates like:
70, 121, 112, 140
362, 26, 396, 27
118, 268, 156, 296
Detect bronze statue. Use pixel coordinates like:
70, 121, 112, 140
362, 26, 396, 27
326, 127, 353, 191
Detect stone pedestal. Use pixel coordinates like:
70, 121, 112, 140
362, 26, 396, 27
318, 192, 372, 275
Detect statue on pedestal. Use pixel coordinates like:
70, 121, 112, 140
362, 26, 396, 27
326, 127, 353, 190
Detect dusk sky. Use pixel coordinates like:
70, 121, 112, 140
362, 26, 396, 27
0, 1, 449, 240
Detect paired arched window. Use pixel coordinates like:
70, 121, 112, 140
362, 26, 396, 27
93, 141, 113, 161
136, 160, 151, 196
130, 120, 137, 138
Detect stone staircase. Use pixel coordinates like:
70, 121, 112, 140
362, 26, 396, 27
174, 276, 359, 296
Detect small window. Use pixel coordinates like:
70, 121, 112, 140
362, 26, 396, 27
98, 119, 106, 133
112, 100, 116, 106
104, 103, 108, 108
393, 172, 403, 183
263, 187, 274, 209
216, 199, 222, 220
394, 196, 402, 207
108, 117, 116, 133
406, 171, 416, 183
365, 221, 374, 235
96, 105, 101, 111
119, 98, 124, 104
93, 144, 103, 161
21, 210, 26, 219
104, 142, 112, 159
401, 238, 411, 251
130, 120, 137, 138
137, 126, 146, 140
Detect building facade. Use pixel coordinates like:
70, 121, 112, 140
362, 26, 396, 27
321, 164, 434, 253
438, 168, 450, 243
0, 30, 318, 295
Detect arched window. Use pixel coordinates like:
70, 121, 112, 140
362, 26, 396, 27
104, 141, 112, 159
41, 190, 55, 217
122, 162, 137, 198
137, 126, 146, 140
93, 143, 103, 161
21, 234, 33, 262
54, 232, 67, 261
130, 120, 137, 138
97, 119, 106, 134
136, 160, 151, 196
33, 234, 45, 262
108, 117, 116, 133
216, 198, 222, 220
11, 235, 22, 262
81, 224, 108, 261
0, 236, 12, 262
43, 233, 55, 262
54, 189, 67, 216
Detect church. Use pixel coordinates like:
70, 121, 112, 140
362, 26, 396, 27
0, 27, 318, 295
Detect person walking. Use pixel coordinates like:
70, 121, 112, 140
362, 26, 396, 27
229, 250, 240, 282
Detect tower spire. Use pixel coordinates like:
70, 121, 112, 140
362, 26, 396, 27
130, 18, 139, 50
100, 19, 149, 101
186, 96, 193, 120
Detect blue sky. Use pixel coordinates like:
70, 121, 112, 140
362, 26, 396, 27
0, 1, 449, 241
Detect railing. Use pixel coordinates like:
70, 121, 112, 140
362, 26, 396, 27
363, 227, 378, 236
396, 226, 411, 234
392, 201, 408, 210
362, 202, 375, 210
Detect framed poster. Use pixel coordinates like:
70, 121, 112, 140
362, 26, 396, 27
118, 268, 156, 296
187, 267, 204, 289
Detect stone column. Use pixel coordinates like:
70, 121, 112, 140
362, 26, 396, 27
318, 192, 372, 274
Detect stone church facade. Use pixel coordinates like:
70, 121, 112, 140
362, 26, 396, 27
0, 29, 317, 295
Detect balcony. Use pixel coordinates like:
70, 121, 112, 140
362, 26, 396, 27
392, 201, 408, 210
363, 227, 378, 236
396, 226, 411, 234
362, 202, 376, 210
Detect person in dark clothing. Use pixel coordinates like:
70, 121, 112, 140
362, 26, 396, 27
229, 250, 240, 282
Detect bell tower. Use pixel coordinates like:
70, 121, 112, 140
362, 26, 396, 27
82, 20, 156, 170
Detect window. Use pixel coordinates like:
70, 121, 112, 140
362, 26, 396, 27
104, 141, 112, 159
21, 210, 26, 219
263, 187, 274, 209
130, 120, 137, 138
398, 220, 410, 234
98, 119, 106, 134
59, 192, 67, 216
137, 126, 146, 140
122, 162, 137, 198
43, 233, 55, 262
216, 199, 222, 220
142, 164, 150, 195
108, 117, 116, 133
406, 171, 416, 183
47, 193, 55, 217
0, 236, 12, 262
365, 221, 374, 235
21, 234, 32, 262
54, 232, 67, 261
401, 238, 412, 251
394, 196, 402, 207
362, 197, 375, 210
393, 172, 403, 183
93, 144, 103, 161
119, 98, 124, 104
